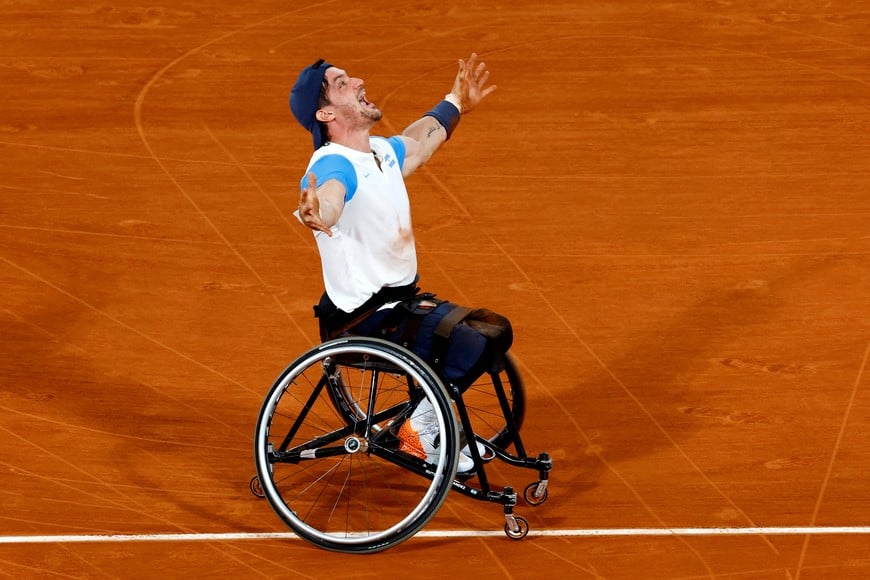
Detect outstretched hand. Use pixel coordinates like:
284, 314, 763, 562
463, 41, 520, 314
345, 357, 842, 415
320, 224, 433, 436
297, 172, 333, 236
449, 53, 496, 114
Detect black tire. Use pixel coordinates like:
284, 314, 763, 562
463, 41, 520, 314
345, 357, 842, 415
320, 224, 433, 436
253, 337, 459, 553
461, 353, 526, 451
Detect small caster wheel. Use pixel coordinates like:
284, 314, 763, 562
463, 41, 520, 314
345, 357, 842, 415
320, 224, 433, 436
523, 481, 548, 506
250, 475, 265, 498
504, 515, 529, 540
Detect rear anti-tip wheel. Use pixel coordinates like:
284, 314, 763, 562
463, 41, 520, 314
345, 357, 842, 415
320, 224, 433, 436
504, 515, 529, 540
250, 475, 264, 498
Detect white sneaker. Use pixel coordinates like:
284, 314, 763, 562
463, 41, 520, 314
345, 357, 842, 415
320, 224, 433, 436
461, 440, 495, 462
399, 398, 475, 474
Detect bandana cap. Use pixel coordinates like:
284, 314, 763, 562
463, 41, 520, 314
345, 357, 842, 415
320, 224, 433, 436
290, 59, 333, 149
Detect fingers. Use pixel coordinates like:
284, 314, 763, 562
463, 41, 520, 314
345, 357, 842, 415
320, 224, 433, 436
297, 172, 333, 236
466, 53, 487, 77
458, 54, 480, 79
298, 173, 316, 215
454, 52, 495, 112
300, 204, 332, 236
298, 172, 315, 206
311, 220, 333, 236
460, 53, 491, 87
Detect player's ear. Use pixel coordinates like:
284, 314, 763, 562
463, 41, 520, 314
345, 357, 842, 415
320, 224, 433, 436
315, 109, 333, 123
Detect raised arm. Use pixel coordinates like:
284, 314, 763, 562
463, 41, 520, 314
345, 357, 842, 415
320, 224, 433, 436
400, 53, 496, 177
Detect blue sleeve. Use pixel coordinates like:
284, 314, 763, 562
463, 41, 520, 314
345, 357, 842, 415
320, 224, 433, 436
387, 136, 406, 171
301, 154, 358, 202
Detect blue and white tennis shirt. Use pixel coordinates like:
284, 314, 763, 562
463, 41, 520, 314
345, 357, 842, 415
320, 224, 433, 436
300, 136, 417, 312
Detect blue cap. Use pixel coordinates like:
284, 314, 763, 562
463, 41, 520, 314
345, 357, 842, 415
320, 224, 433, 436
290, 59, 333, 150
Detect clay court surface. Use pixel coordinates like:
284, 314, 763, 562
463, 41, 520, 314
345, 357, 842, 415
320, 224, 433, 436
1, 1, 869, 577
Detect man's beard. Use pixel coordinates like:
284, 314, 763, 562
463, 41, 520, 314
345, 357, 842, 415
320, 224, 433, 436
362, 106, 383, 123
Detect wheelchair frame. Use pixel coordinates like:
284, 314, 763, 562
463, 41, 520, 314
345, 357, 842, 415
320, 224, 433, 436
250, 336, 552, 553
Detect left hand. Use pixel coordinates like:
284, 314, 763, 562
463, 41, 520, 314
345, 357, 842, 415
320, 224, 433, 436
449, 53, 496, 114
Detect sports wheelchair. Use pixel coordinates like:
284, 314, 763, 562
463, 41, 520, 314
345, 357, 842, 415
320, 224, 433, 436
250, 328, 552, 553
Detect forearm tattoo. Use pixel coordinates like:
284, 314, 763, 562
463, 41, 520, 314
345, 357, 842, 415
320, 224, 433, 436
425, 121, 443, 140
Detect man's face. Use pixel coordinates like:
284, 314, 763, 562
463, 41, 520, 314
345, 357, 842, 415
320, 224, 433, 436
322, 67, 383, 125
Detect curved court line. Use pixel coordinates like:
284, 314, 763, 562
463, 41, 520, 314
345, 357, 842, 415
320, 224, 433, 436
132, 4, 342, 351
123, 9, 348, 573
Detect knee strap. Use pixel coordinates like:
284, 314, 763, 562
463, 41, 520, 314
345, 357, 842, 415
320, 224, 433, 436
433, 305, 472, 340
430, 305, 473, 370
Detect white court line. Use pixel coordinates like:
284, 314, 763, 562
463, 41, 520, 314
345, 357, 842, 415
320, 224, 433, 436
2, 527, 870, 544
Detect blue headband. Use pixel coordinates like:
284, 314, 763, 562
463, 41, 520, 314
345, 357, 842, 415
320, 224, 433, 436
290, 59, 333, 150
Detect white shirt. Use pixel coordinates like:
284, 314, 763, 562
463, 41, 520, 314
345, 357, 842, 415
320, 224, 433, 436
301, 137, 417, 312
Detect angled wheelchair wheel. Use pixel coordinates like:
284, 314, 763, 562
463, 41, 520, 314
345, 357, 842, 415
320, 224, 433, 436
254, 337, 459, 553
461, 353, 526, 452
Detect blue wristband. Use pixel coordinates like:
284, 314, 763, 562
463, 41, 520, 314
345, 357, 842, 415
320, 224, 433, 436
424, 100, 461, 140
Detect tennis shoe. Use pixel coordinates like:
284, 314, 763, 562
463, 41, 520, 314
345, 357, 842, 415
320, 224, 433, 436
399, 397, 474, 474
461, 440, 495, 462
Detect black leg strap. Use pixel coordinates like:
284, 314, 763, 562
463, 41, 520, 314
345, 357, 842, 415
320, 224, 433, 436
434, 305, 473, 340
430, 305, 473, 371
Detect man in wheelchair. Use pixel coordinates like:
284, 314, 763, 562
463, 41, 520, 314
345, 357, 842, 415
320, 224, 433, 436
289, 54, 507, 473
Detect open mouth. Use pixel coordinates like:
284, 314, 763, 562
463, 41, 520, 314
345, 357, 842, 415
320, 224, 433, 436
358, 90, 375, 108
